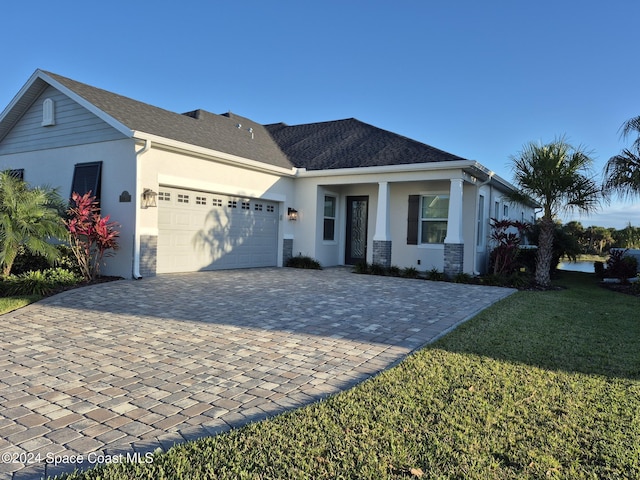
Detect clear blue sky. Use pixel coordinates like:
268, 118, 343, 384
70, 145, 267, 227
1, 1, 638, 228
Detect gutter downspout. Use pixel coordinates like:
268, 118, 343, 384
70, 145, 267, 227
473, 171, 494, 275
133, 139, 151, 279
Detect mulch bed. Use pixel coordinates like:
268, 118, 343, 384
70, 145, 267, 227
599, 281, 640, 298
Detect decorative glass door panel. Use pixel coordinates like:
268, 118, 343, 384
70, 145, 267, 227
345, 196, 368, 265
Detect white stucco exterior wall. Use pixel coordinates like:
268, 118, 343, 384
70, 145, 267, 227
0, 139, 137, 278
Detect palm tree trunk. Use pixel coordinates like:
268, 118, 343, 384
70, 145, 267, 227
535, 218, 554, 287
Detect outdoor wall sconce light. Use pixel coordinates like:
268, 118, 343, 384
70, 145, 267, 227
141, 188, 157, 208
287, 207, 298, 221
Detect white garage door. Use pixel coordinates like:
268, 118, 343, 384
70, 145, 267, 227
157, 186, 279, 273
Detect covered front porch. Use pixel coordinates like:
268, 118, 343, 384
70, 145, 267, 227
290, 162, 499, 277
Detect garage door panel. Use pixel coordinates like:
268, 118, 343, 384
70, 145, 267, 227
157, 187, 279, 273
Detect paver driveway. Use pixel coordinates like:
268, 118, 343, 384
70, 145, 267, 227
0, 268, 515, 479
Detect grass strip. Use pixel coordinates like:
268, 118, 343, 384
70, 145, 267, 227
0, 295, 40, 315
59, 272, 640, 479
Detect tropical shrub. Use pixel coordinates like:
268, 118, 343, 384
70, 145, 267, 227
489, 218, 530, 275
425, 268, 444, 281
402, 266, 419, 279
606, 249, 638, 283
285, 255, 322, 270
0, 268, 81, 296
65, 192, 119, 281
368, 263, 385, 275
453, 272, 473, 284
387, 265, 401, 277
11, 244, 81, 276
0, 171, 67, 276
353, 261, 369, 274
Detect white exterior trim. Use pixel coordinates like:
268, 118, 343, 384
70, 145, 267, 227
133, 132, 297, 177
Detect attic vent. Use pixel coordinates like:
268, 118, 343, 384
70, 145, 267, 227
42, 98, 55, 127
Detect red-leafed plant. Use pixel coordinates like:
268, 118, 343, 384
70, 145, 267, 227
490, 218, 530, 275
65, 192, 120, 281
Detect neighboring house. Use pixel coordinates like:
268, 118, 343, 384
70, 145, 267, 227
0, 69, 535, 278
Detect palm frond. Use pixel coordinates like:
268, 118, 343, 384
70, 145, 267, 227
509, 138, 601, 220
620, 115, 640, 151
603, 150, 640, 200
0, 171, 66, 275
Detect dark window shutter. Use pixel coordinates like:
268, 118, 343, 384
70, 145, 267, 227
71, 161, 102, 200
7, 169, 24, 180
407, 195, 419, 245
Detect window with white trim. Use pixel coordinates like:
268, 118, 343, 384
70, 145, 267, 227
420, 194, 449, 244
323, 195, 336, 241
477, 195, 485, 247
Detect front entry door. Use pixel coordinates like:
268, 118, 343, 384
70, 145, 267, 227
345, 196, 368, 265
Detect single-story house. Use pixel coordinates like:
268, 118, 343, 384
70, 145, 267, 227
0, 69, 535, 278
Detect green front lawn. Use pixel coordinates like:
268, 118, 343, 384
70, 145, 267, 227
60, 272, 640, 479
0, 295, 40, 315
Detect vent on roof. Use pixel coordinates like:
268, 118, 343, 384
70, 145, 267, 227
42, 98, 55, 127
182, 110, 201, 119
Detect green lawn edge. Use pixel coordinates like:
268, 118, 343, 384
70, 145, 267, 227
0, 295, 41, 315
56, 271, 640, 479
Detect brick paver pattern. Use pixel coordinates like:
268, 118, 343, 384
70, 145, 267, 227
0, 268, 515, 479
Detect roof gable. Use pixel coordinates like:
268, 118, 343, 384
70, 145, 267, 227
0, 70, 293, 170
44, 72, 293, 169
1, 70, 470, 173
264, 118, 467, 170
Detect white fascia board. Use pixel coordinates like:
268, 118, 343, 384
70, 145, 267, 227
37, 70, 134, 138
297, 160, 522, 196
133, 131, 297, 177
0, 70, 42, 123
295, 160, 479, 178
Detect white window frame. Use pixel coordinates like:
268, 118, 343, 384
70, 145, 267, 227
477, 194, 485, 248
323, 195, 337, 242
419, 193, 449, 245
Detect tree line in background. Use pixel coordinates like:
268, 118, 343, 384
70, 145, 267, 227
562, 221, 640, 256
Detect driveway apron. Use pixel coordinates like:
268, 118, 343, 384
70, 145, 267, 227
0, 268, 515, 479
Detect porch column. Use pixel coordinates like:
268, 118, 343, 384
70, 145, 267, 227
372, 181, 392, 267
444, 178, 464, 277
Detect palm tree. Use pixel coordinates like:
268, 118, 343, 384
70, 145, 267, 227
0, 171, 67, 276
509, 138, 601, 287
603, 115, 640, 199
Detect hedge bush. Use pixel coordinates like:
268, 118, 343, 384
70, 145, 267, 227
285, 255, 322, 270
0, 268, 81, 296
